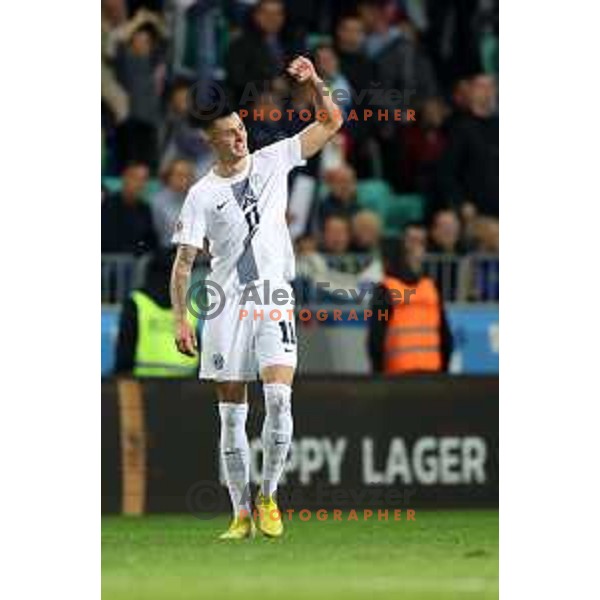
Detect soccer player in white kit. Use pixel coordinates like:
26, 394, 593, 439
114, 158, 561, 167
170, 57, 343, 539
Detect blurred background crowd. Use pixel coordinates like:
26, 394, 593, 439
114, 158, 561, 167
101, 0, 499, 375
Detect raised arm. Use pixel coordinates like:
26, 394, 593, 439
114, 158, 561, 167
170, 244, 198, 356
287, 56, 344, 160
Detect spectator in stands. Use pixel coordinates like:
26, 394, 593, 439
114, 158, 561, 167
115, 250, 198, 377
114, 18, 166, 171
314, 44, 353, 117
225, 0, 298, 108
295, 234, 319, 257
356, 0, 438, 189
151, 159, 195, 248
351, 210, 382, 253
427, 209, 464, 299
401, 96, 449, 195
458, 200, 479, 252
321, 215, 351, 255
429, 209, 463, 255
335, 14, 375, 95
102, 162, 158, 254
424, 0, 482, 89
160, 80, 212, 173
101, 0, 130, 125
473, 216, 499, 254
102, 2, 168, 127
317, 214, 383, 282
296, 228, 383, 303
368, 223, 453, 374
300, 46, 351, 183
451, 77, 472, 113
438, 74, 499, 216
357, 0, 438, 99
319, 165, 360, 224
334, 12, 379, 178
425, 209, 465, 301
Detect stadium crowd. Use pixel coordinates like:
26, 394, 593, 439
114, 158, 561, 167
102, 0, 499, 302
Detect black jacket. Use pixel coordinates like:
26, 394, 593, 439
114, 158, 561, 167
101, 193, 158, 254
438, 112, 499, 217
367, 266, 454, 374
338, 50, 376, 97
225, 30, 292, 107
374, 35, 439, 107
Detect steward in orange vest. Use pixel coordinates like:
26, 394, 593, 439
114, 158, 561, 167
368, 259, 453, 374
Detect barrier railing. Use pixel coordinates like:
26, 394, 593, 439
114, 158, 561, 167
101, 252, 499, 305
101, 254, 149, 305
466, 254, 499, 302
422, 254, 470, 302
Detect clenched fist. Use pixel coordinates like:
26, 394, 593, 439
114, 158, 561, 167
286, 56, 318, 86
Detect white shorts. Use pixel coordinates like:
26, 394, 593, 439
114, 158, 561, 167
199, 281, 297, 381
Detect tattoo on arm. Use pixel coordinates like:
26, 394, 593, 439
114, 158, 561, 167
311, 78, 340, 126
170, 244, 198, 323
299, 78, 344, 159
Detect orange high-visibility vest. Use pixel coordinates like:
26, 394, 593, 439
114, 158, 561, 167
382, 275, 442, 373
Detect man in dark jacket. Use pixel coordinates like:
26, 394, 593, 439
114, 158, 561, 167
334, 14, 379, 178
102, 162, 158, 255
357, 0, 438, 101
225, 0, 298, 108
368, 223, 453, 373
438, 74, 499, 217
114, 23, 165, 170
356, 0, 439, 189
335, 14, 376, 97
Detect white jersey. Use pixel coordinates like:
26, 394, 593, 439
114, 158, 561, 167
172, 135, 306, 294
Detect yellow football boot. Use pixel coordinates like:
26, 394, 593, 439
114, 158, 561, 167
256, 492, 284, 538
218, 513, 256, 540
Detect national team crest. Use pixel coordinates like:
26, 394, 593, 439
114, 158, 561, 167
213, 353, 225, 370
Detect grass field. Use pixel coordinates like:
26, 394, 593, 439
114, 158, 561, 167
102, 510, 498, 600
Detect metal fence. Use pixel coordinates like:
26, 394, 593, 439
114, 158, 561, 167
467, 254, 499, 302
101, 253, 499, 305
101, 255, 148, 305
101, 253, 211, 305
422, 253, 499, 302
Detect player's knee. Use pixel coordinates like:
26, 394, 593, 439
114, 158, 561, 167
261, 365, 294, 386
216, 382, 247, 403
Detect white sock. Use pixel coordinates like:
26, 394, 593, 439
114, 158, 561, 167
261, 383, 293, 497
218, 403, 251, 517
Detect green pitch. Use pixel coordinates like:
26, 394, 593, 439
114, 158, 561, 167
102, 510, 498, 600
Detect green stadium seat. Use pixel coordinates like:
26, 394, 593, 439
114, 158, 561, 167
356, 179, 392, 217
102, 177, 160, 203
480, 33, 499, 76
384, 194, 426, 236
103, 177, 121, 194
